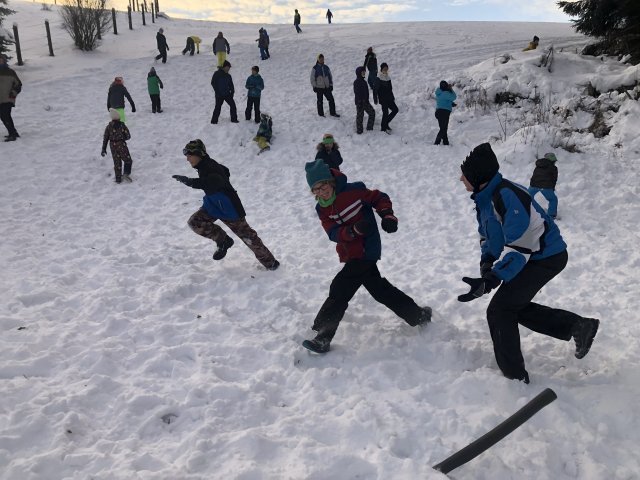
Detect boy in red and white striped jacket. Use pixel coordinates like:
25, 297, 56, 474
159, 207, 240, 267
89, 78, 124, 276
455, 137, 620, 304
302, 159, 432, 353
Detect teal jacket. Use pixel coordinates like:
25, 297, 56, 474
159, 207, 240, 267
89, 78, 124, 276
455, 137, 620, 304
245, 74, 264, 98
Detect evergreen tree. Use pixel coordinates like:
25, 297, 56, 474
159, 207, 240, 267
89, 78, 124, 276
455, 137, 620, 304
0, 0, 16, 56
558, 0, 640, 60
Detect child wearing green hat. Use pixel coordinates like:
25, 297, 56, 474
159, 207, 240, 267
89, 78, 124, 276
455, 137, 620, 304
314, 133, 343, 170
528, 152, 559, 219
301, 159, 432, 353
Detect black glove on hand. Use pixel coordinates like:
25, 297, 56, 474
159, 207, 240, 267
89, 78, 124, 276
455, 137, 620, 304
457, 273, 501, 302
349, 219, 372, 237
452, 102, 457, 107
101, 150, 107, 157
381, 214, 398, 233
313, 87, 319, 93
172, 175, 192, 186
480, 261, 493, 277
131, 105, 136, 113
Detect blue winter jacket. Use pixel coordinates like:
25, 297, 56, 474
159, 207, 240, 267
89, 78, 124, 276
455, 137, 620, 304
245, 74, 264, 98
435, 87, 457, 111
472, 172, 566, 282
310, 63, 333, 89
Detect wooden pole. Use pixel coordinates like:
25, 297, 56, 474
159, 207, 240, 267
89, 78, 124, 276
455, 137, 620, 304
12, 24, 24, 66
151, 2, 155, 22
127, 6, 132, 30
112, 8, 117, 35
141, 6, 146, 26
45, 20, 54, 56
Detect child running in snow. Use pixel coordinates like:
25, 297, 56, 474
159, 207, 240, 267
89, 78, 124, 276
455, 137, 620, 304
101, 108, 133, 183
147, 67, 164, 113
301, 159, 432, 353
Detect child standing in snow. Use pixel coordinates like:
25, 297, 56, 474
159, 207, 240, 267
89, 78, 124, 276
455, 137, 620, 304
102, 108, 133, 183
147, 67, 164, 113
528, 152, 558, 219
457, 143, 599, 383
245, 66, 264, 123
315, 133, 343, 170
253, 113, 272, 153
353, 66, 375, 134
434, 80, 456, 145
301, 159, 432, 353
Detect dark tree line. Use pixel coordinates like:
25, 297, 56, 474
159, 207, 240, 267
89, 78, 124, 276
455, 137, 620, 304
558, 0, 640, 61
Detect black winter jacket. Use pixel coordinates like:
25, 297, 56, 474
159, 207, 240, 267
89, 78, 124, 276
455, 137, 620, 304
375, 77, 395, 105
211, 68, 235, 97
156, 32, 168, 51
315, 147, 343, 170
529, 158, 558, 189
107, 84, 135, 110
353, 77, 369, 104
191, 155, 246, 219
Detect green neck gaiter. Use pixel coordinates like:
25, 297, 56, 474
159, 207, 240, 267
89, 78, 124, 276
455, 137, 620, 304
317, 192, 336, 207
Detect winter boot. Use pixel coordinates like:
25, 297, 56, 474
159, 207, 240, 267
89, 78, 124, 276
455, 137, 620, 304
572, 318, 599, 359
212, 236, 234, 260
122, 174, 132, 183
302, 334, 331, 353
265, 260, 280, 271
417, 306, 432, 325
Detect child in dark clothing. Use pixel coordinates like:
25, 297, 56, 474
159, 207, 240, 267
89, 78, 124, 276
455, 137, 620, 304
314, 133, 343, 170
301, 159, 432, 353
528, 152, 559, 218
254, 113, 272, 152
101, 108, 133, 183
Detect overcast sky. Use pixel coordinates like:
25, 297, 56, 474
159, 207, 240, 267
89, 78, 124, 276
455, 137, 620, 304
117, 0, 573, 24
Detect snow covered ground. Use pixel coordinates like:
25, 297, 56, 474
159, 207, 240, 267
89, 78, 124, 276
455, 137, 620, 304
1, 2, 640, 479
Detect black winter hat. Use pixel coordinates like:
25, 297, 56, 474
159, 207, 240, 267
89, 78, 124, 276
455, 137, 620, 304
223, 60, 231, 68
440, 80, 449, 90
356, 66, 365, 76
461, 143, 499, 190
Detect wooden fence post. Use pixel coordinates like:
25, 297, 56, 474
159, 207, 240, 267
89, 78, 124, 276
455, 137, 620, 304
155, 0, 159, 14
12, 24, 24, 66
112, 8, 117, 34
141, 6, 146, 26
127, 6, 132, 30
45, 20, 54, 56
151, 2, 155, 23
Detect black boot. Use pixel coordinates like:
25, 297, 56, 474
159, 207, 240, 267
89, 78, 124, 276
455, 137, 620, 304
417, 306, 432, 325
302, 334, 331, 353
572, 318, 599, 359
212, 236, 234, 260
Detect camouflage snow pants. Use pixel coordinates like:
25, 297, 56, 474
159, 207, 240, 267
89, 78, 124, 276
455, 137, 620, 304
187, 208, 277, 267
110, 141, 132, 182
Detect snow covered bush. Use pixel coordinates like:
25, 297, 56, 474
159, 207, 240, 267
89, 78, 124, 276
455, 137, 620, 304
60, 0, 111, 51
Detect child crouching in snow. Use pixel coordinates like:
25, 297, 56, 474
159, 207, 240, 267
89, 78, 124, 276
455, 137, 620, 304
301, 159, 432, 353
102, 108, 133, 183
253, 113, 272, 153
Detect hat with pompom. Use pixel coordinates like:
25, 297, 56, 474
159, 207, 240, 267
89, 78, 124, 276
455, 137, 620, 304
305, 159, 333, 188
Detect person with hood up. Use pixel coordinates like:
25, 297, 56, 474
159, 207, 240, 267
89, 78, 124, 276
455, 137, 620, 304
315, 133, 343, 170
434, 80, 456, 145
213, 32, 231, 68
256, 28, 269, 60
182, 36, 201, 55
147, 67, 164, 113
155, 28, 169, 63
310, 54, 339, 118
457, 143, 599, 383
301, 159, 432, 353
326, 9, 333, 24
172, 139, 280, 270
0, 53, 22, 142
101, 108, 133, 184
245, 65, 264, 123
363, 47, 378, 104
353, 66, 375, 134
211, 60, 238, 124
375, 62, 398, 134
107, 76, 135, 123
528, 152, 559, 218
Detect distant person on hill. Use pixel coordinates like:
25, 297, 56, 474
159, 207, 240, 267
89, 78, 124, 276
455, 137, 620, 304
245, 65, 264, 123
301, 159, 432, 353
363, 47, 378, 104
172, 139, 280, 270
0, 53, 22, 142
211, 60, 238, 124
326, 9, 333, 24
101, 108, 133, 184
147, 67, 163, 113
294, 9, 302, 33
353, 66, 375, 134
107, 76, 135, 123
182, 35, 201, 55
256, 28, 269, 60
315, 133, 343, 170
213, 32, 231, 68
155, 28, 169, 63
528, 152, 559, 219
457, 143, 599, 383
375, 63, 398, 134
434, 80, 456, 145
523, 35, 540, 51
262, 28, 271, 58
310, 54, 340, 118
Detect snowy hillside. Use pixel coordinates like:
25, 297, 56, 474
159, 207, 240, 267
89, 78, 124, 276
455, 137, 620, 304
1, 1, 639, 479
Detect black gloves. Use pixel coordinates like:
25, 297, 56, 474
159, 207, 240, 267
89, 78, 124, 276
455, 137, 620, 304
381, 214, 398, 233
101, 150, 107, 157
452, 102, 457, 107
131, 105, 136, 113
313, 87, 319, 93
172, 175, 193, 186
457, 273, 501, 302
349, 219, 372, 237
